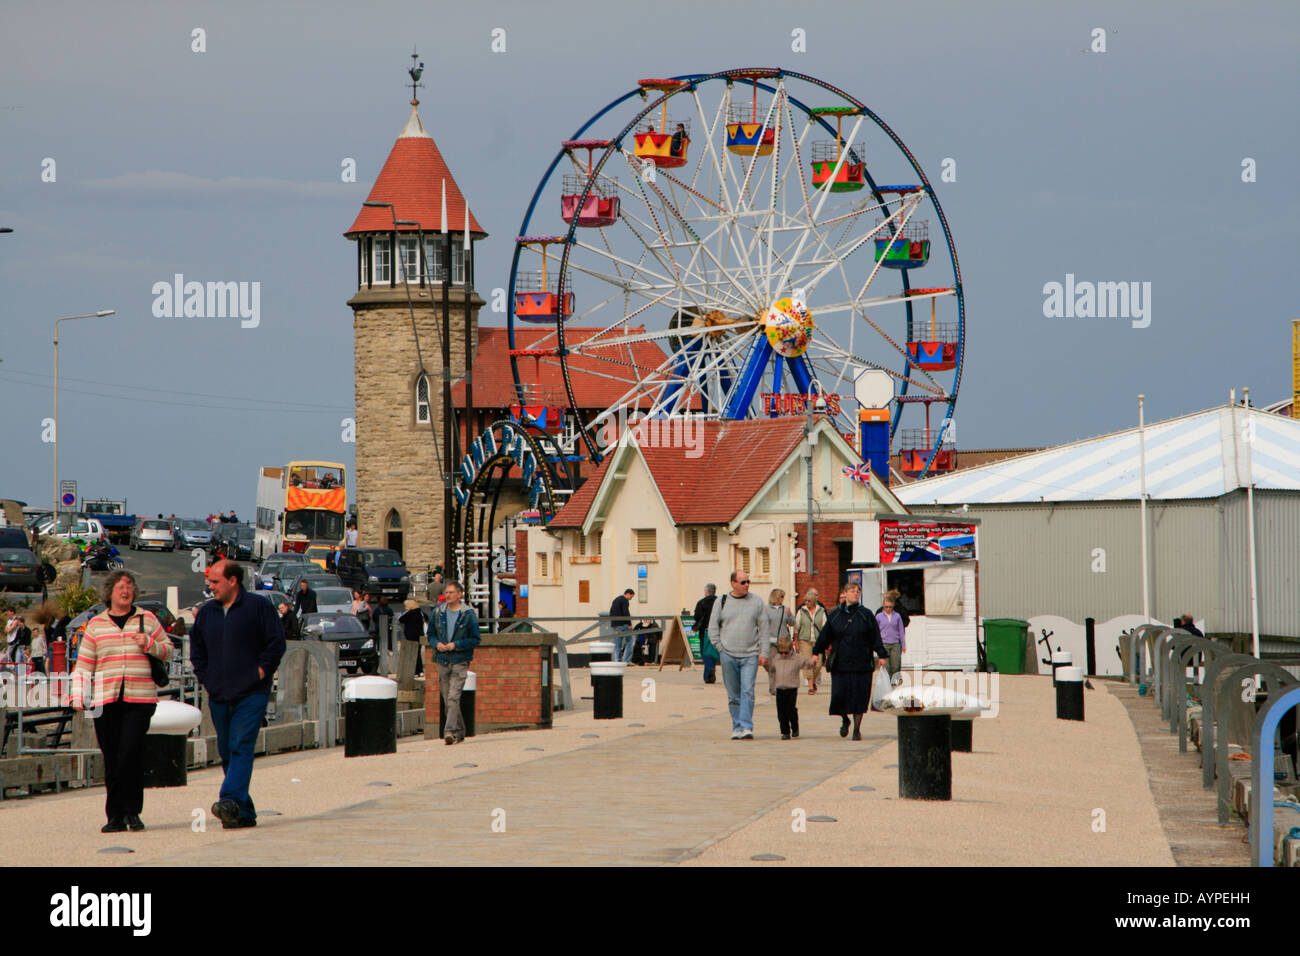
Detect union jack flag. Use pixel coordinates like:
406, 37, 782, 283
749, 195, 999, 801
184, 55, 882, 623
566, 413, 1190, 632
842, 463, 873, 483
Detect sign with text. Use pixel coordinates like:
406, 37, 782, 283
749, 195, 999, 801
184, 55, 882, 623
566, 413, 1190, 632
878, 520, 975, 564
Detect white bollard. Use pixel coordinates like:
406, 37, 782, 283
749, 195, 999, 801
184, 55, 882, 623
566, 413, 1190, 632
166, 585, 180, 617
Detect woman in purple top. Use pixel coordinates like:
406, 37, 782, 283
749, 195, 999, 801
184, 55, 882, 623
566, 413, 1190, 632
876, 594, 906, 678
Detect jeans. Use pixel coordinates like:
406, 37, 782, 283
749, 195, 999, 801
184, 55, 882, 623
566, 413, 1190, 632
93, 699, 156, 821
438, 661, 470, 740
613, 626, 635, 663
720, 652, 758, 734
209, 692, 269, 823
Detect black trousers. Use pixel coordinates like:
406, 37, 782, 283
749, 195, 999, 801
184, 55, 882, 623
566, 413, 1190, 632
775, 687, 799, 736
93, 698, 156, 821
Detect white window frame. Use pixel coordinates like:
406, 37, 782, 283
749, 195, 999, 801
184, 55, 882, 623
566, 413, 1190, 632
415, 374, 431, 424
373, 237, 392, 283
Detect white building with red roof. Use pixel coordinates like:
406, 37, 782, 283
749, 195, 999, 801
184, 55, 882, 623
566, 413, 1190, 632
517, 416, 905, 634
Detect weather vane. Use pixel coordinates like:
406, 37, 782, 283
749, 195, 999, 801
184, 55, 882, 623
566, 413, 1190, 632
408, 47, 424, 106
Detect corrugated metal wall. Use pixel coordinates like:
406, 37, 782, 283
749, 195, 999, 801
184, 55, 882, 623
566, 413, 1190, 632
908, 491, 1299, 638
1221, 490, 1300, 637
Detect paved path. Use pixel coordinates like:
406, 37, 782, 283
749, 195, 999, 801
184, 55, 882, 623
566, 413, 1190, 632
147, 713, 887, 866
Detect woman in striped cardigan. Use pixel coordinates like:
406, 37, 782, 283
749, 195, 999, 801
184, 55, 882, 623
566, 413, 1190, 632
70, 569, 172, 833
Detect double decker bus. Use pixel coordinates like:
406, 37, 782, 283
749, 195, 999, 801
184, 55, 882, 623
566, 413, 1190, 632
254, 460, 347, 558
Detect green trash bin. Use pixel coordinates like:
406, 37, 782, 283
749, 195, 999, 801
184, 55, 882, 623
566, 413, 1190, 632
983, 618, 1029, 674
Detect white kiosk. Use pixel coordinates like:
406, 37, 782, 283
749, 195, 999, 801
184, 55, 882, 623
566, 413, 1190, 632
850, 515, 980, 670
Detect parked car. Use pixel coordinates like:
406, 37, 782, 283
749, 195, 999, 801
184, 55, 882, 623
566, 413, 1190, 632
336, 548, 411, 601
283, 568, 342, 597
39, 515, 108, 546
0, 527, 34, 552
130, 518, 175, 551
0, 547, 41, 591
300, 612, 377, 674
256, 557, 311, 590
268, 560, 316, 592
249, 589, 292, 610
314, 586, 353, 615
173, 518, 212, 549
220, 525, 257, 562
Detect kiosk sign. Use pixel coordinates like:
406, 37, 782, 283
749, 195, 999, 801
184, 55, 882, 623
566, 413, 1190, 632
879, 520, 975, 564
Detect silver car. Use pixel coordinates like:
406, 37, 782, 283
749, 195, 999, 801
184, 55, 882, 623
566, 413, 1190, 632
314, 586, 353, 615
131, 518, 175, 551
174, 519, 212, 549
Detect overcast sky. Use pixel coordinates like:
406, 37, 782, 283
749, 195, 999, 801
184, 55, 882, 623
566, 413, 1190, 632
2, 0, 1297, 518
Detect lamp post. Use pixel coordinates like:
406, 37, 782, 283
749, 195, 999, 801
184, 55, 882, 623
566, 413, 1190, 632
54, 310, 114, 527
804, 386, 827, 577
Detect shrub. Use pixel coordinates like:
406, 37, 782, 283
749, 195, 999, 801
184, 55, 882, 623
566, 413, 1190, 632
58, 582, 99, 617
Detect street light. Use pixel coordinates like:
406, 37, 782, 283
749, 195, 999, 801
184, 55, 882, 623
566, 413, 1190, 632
54, 310, 114, 529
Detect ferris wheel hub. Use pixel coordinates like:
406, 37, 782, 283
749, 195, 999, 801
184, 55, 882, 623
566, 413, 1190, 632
762, 297, 814, 358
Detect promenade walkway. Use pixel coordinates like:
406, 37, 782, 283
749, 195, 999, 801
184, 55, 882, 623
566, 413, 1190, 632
3, 672, 1177, 867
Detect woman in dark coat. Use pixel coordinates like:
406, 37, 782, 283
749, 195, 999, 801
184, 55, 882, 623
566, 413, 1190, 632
811, 582, 887, 740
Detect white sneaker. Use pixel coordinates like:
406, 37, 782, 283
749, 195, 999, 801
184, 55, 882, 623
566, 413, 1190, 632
740, 731, 754, 740
730, 729, 743, 740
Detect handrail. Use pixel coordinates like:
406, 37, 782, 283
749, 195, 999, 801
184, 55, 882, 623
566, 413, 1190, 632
1214, 660, 1298, 825
1171, 637, 1229, 752
1252, 686, 1300, 866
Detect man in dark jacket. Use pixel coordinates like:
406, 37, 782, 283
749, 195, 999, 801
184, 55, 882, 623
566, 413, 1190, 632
693, 584, 719, 683
812, 583, 887, 741
610, 588, 634, 663
1176, 614, 1203, 638
431, 581, 480, 745
191, 559, 285, 829
294, 579, 317, 615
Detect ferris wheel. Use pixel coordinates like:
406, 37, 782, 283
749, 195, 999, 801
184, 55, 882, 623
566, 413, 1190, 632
507, 68, 965, 480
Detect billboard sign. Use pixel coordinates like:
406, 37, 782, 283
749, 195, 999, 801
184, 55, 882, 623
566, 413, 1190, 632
878, 520, 976, 564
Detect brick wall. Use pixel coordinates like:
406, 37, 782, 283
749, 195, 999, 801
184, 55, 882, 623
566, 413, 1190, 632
424, 633, 557, 737
793, 521, 855, 606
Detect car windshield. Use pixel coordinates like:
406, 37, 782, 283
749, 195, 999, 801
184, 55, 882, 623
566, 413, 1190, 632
304, 614, 366, 640
365, 551, 404, 568
315, 588, 351, 605
143, 521, 169, 531
0, 549, 35, 562
234, 529, 254, 542
181, 520, 207, 531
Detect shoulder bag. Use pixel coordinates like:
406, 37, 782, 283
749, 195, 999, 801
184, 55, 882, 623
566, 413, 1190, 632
140, 613, 169, 687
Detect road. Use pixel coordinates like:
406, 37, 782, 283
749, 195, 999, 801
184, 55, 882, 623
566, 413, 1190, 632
97, 547, 258, 609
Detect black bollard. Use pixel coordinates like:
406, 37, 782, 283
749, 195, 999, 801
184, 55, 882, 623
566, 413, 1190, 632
343, 677, 398, 756
142, 735, 188, 788
1056, 666, 1084, 721
591, 661, 625, 719
1085, 617, 1097, 676
898, 715, 952, 800
950, 718, 973, 753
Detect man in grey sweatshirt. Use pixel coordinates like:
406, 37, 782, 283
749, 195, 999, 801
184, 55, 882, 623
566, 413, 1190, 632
708, 569, 772, 739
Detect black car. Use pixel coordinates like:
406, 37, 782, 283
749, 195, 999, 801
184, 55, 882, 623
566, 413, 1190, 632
220, 525, 256, 562
0, 547, 41, 591
300, 612, 377, 674
336, 548, 411, 601
0, 527, 34, 552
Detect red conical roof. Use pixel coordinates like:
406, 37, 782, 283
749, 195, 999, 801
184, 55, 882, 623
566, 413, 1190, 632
345, 103, 486, 238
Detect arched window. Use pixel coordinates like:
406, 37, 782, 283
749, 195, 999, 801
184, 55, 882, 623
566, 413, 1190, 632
416, 374, 430, 424
385, 509, 402, 531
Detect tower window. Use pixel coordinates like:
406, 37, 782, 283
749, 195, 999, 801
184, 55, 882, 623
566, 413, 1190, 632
425, 238, 465, 284
416, 374, 431, 424
397, 237, 419, 282
373, 237, 392, 283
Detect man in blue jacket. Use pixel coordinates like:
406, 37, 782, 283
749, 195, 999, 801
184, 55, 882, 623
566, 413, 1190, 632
431, 580, 480, 746
191, 559, 286, 829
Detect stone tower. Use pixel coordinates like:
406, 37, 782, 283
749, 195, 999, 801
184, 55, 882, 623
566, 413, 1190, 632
345, 96, 486, 577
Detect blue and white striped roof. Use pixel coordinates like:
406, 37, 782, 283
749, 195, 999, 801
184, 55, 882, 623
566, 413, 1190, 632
897, 405, 1300, 505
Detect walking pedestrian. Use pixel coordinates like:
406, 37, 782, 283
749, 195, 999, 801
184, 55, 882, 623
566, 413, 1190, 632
29, 622, 47, 675
693, 583, 719, 683
812, 582, 887, 741
345, 519, 358, 548
69, 569, 172, 833
277, 602, 300, 641
294, 578, 317, 615
876, 594, 906, 678
190, 559, 286, 830
765, 589, 794, 696
707, 569, 769, 740
764, 635, 809, 739
430, 581, 480, 745
609, 588, 635, 663
399, 598, 425, 677
795, 589, 827, 694
351, 590, 372, 632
